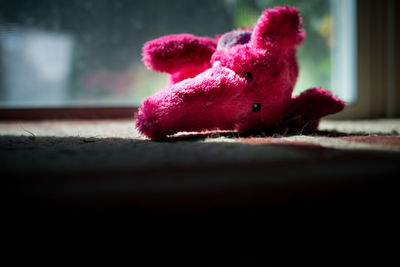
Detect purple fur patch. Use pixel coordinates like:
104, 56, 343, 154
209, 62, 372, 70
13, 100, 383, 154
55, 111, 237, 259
217, 30, 252, 50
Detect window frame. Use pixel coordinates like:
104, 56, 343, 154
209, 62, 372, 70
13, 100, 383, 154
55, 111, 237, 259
329, 0, 400, 119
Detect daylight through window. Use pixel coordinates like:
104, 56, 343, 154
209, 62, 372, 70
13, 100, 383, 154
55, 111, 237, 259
0, 0, 356, 107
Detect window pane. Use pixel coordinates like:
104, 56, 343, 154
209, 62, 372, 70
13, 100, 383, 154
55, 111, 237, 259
0, 0, 356, 107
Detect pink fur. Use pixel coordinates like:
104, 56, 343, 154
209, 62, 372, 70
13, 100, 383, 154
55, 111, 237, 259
142, 34, 217, 84
136, 6, 345, 140
281, 88, 346, 131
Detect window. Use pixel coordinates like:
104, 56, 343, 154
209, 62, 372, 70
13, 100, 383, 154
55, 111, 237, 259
1, 0, 398, 118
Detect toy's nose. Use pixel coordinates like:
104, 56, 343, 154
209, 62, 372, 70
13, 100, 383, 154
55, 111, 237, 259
136, 66, 246, 139
135, 98, 166, 140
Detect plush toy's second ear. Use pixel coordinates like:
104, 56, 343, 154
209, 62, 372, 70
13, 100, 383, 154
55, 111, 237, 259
142, 34, 217, 74
251, 6, 305, 51
142, 34, 217, 85
280, 88, 346, 131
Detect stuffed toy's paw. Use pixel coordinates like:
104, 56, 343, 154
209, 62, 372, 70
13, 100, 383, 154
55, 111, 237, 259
136, 6, 345, 140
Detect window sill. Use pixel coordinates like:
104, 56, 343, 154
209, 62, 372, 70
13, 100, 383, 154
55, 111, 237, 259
0, 107, 137, 120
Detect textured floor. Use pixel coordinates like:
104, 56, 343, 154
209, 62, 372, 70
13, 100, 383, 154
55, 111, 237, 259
0, 119, 399, 173
1, 119, 400, 214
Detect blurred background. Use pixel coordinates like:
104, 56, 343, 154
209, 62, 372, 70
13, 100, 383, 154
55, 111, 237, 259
0, 0, 360, 108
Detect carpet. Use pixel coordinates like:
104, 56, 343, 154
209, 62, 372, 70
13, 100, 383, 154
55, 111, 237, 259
1, 119, 400, 214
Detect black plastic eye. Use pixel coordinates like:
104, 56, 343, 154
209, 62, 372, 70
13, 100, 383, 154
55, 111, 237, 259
243, 72, 253, 83
252, 103, 261, 112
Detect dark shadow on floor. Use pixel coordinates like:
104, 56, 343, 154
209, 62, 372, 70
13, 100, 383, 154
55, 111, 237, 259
1, 133, 399, 265
1, 133, 400, 217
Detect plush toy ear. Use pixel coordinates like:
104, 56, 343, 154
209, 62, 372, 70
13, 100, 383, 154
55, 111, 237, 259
142, 34, 217, 74
280, 88, 345, 131
251, 6, 305, 51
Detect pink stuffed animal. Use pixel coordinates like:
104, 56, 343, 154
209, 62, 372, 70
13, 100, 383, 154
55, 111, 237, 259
136, 6, 345, 140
